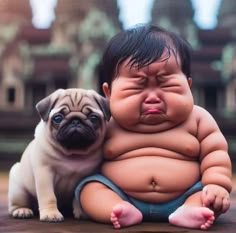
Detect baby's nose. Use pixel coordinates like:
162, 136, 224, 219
145, 90, 161, 103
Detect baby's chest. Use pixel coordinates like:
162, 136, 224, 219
160, 129, 200, 155
106, 127, 200, 158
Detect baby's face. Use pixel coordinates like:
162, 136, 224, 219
105, 51, 194, 133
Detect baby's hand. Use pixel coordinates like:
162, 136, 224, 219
201, 184, 230, 215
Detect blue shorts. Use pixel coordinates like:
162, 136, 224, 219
74, 174, 203, 222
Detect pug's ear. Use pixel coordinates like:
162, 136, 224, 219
91, 91, 110, 121
36, 89, 64, 121
36, 96, 55, 121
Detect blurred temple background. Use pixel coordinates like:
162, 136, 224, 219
0, 0, 236, 170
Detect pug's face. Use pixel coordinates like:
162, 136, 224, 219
36, 88, 110, 151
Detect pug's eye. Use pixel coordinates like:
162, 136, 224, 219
88, 114, 100, 126
52, 114, 64, 124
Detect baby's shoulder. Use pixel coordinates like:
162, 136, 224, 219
191, 105, 217, 124
192, 105, 212, 117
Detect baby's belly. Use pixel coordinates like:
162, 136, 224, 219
101, 156, 200, 203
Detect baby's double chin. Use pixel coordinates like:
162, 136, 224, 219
129, 119, 175, 133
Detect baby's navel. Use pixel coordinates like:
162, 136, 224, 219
151, 179, 157, 189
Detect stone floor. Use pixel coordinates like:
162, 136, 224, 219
1, 172, 236, 233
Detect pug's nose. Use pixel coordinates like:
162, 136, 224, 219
71, 118, 81, 127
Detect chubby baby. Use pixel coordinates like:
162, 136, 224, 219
74, 24, 232, 230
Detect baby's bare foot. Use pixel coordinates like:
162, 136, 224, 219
110, 202, 142, 229
169, 205, 215, 230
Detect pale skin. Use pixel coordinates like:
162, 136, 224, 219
80, 51, 232, 230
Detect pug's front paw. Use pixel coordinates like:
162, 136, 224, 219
40, 209, 64, 222
12, 207, 34, 218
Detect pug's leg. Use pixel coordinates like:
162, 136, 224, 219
73, 198, 89, 219
35, 167, 64, 222
8, 163, 34, 218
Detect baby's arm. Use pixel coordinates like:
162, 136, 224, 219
103, 118, 124, 160
196, 106, 232, 213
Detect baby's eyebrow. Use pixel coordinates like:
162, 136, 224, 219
154, 69, 175, 80
128, 64, 140, 72
136, 77, 147, 83
155, 75, 168, 81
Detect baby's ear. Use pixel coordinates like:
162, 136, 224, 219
187, 78, 192, 87
102, 82, 111, 99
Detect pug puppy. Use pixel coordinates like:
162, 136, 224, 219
8, 88, 110, 222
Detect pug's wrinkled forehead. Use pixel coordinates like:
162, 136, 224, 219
51, 95, 101, 117
36, 89, 110, 121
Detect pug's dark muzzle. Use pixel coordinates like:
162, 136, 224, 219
56, 118, 97, 150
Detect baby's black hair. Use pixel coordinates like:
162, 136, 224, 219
99, 24, 192, 87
